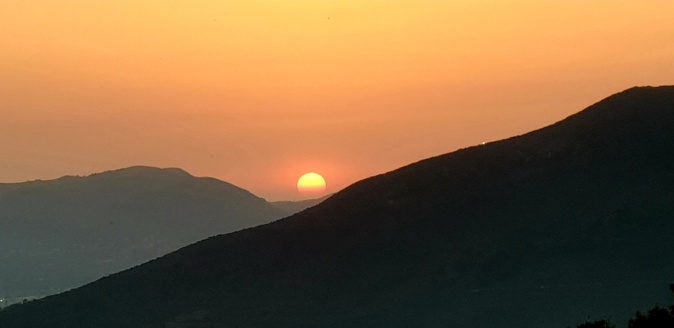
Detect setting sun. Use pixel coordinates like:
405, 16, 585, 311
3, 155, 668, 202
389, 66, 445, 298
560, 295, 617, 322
297, 173, 326, 194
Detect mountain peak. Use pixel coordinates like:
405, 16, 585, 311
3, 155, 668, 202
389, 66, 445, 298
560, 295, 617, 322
0, 166, 286, 301
563, 85, 674, 123
87, 166, 193, 179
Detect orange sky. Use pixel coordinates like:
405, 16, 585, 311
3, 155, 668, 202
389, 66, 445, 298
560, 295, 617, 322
2, 1, 674, 200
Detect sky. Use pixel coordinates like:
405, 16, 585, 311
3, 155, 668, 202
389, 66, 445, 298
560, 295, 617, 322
2, 1, 674, 201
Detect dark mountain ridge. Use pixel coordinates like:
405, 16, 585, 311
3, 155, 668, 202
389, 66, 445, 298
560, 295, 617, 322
2, 86, 674, 327
0, 166, 285, 299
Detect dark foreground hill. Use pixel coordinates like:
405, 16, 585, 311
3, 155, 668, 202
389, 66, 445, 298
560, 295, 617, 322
0, 166, 285, 300
2, 86, 674, 327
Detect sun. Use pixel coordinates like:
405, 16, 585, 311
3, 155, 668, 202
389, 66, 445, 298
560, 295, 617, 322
297, 172, 326, 194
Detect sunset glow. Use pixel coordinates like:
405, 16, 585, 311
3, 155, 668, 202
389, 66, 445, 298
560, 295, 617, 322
2, 1, 674, 200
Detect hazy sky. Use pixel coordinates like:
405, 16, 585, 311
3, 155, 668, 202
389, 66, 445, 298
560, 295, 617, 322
2, 1, 674, 200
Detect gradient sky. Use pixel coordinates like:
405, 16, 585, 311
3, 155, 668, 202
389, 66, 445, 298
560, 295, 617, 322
2, 1, 674, 200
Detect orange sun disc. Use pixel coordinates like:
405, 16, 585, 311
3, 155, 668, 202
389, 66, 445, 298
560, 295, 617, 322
297, 172, 326, 194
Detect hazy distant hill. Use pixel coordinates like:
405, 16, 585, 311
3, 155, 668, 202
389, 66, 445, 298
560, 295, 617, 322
2, 86, 674, 327
270, 194, 332, 215
0, 166, 286, 299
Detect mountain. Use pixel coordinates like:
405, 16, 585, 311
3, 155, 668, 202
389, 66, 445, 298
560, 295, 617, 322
2, 86, 674, 327
0, 166, 286, 300
270, 194, 332, 215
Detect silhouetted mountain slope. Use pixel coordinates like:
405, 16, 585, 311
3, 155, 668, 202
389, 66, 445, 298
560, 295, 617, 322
2, 86, 674, 327
270, 194, 332, 215
0, 166, 285, 299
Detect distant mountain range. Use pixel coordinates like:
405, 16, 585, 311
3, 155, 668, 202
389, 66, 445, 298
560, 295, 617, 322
2, 86, 674, 327
0, 166, 304, 299
270, 194, 332, 216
